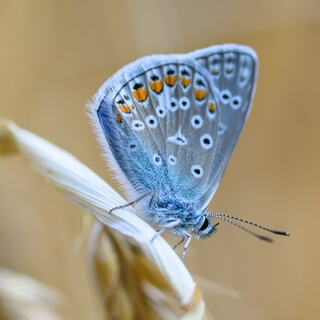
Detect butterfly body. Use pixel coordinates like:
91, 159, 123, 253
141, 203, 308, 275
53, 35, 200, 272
134, 190, 214, 240
89, 44, 258, 246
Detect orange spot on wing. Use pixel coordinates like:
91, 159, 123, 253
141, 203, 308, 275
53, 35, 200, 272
149, 80, 163, 94
208, 102, 216, 113
116, 113, 122, 123
194, 89, 207, 101
180, 77, 191, 88
133, 87, 148, 102
164, 75, 177, 86
119, 104, 131, 113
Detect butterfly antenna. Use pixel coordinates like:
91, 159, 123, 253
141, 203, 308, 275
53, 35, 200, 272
209, 213, 290, 242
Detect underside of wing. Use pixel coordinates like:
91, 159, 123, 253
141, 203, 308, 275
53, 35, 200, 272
89, 55, 222, 205
89, 44, 257, 211
190, 44, 258, 208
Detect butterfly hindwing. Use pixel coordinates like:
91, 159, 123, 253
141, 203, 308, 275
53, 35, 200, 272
191, 44, 258, 208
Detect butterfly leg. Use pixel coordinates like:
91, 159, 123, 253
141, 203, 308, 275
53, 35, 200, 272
150, 219, 181, 243
109, 191, 153, 213
172, 238, 185, 251
149, 190, 158, 207
171, 233, 192, 259
181, 233, 192, 260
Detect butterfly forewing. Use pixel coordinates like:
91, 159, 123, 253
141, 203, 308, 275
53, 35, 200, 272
94, 55, 222, 203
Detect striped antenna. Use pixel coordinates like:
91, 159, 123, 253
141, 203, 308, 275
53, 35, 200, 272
208, 213, 290, 242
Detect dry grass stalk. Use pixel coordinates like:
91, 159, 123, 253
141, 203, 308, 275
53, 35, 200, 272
0, 267, 65, 320
0, 119, 210, 319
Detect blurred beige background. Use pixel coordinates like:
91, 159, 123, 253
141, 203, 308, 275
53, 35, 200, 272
0, 1, 319, 319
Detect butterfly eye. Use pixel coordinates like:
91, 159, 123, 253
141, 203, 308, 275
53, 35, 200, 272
197, 217, 218, 239
199, 216, 209, 231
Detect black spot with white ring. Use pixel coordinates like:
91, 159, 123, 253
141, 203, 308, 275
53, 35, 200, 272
131, 120, 145, 131
191, 115, 203, 129
220, 90, 231, 104
156, 105, 167, 118
146, 115, 158, 128
191, 165, 203, 178
168, 98, 179, 112
231, 96, 242, 110
200, 134, 213, 150
153, 154, 162, 166
179, 97, 190, 110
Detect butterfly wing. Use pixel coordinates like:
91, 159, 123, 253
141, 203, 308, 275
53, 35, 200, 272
89, 54, 221, 204
190, 44, 258, 209
89, 44, 257, 213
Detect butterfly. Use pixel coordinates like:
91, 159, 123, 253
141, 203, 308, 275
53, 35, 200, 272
89, 44, 289, 258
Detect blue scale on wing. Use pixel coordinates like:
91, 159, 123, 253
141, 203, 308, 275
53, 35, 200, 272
115, 72, 172, 193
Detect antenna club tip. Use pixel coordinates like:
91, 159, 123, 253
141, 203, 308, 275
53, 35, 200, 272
272, 230, 290, 236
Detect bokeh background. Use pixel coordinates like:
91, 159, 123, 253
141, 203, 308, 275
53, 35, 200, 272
0, 1, 319, 319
